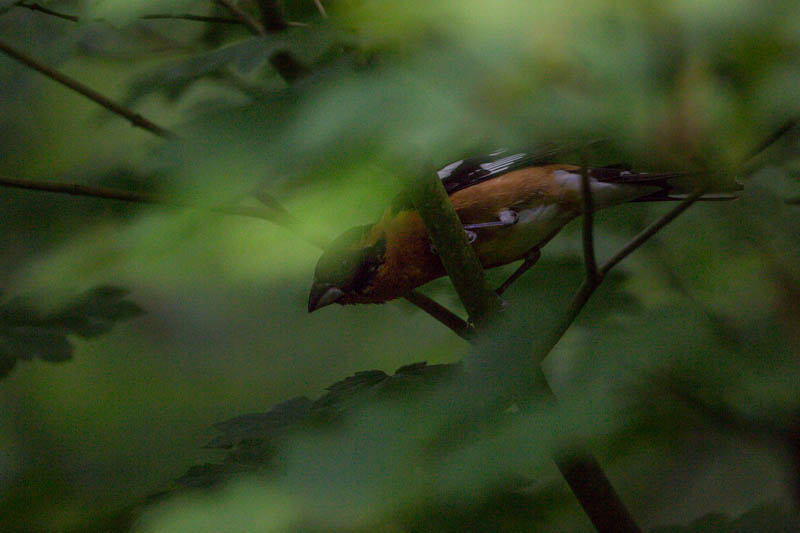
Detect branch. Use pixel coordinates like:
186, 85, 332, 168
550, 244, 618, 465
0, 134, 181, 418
529, 187, 709, 367
747, 117, 799, 161
312, 0, 328, 18
0, 39, 172, 138
555, 452, 641, 533
598, 187, 708, 278
519, 189, 711, 533
141, 13, 241, 24
17, 2, 78, 22
0, 175, 328, 248
403, 290, 470, 340
398, 160, 642, 530
407, 167, 503, 327
579, 153, 598, 284
11, 4, 309, 26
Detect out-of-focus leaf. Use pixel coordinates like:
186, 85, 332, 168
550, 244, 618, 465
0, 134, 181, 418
0, 286, 144, 378
177, 362, 461, 488
126, 25, 358, 103
205, 396, 312, 449
84, 0, 200, 24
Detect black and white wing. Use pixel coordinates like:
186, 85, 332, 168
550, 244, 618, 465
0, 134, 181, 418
388, 146, 565, 214
437, 146, 565, 195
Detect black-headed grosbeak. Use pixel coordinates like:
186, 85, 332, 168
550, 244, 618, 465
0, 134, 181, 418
308, 149, 732, 312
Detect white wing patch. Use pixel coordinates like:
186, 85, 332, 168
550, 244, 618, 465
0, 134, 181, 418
478, 152, 528, 173
437, 160, 464, 179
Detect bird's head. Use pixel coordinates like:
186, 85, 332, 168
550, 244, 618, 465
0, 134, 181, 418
308, 224, 387, 312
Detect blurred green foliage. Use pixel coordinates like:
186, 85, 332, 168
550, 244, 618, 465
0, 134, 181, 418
1, 0, 800, 531
0, 286, 143, 377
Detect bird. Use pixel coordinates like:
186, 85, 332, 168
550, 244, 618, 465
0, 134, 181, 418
308, 148, 734, 312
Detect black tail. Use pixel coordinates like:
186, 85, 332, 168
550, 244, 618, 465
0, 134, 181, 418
590, 165, 741, 202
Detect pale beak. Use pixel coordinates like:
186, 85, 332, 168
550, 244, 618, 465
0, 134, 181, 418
308, 284, 345, 312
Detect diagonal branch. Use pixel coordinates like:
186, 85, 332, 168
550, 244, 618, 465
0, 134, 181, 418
747, 117, 798, 161
16, 2, 79, 22
579, 152, 598, 285
0, 39, 172, 138
555, 452, 640, 532
599, 187, 708, 277
403, 290, 470, 340
529, 187, 709, 367
312, 0, 328, 18
520, 188, 708, 533
405, 164, 641, 531
407, 165, 503, 327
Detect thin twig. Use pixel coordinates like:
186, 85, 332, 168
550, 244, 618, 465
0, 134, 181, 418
403, 290, 470, 339
141, 13, 241, 24
11, 3, 304, 26
213, 0, 265, 34
313, 0, 328, 18
599, 187, 708, 277
0, 175, 328, 248
529, 188, 709, 366
579, 151, 598, 285
0, 39, 172, 138
747, 117, 798, 161
17, 2, 78, 22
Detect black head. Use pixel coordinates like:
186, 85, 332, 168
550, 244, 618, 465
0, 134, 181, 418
308, 225, 386, 312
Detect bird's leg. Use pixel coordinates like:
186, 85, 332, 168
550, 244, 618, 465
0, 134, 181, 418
430, 210, 516, 254
495, 247, 542, 295
462, 209, 519, 230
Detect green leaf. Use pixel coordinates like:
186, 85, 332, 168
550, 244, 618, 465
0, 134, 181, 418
127, 25, 358, 103
0, 286, 144, 379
